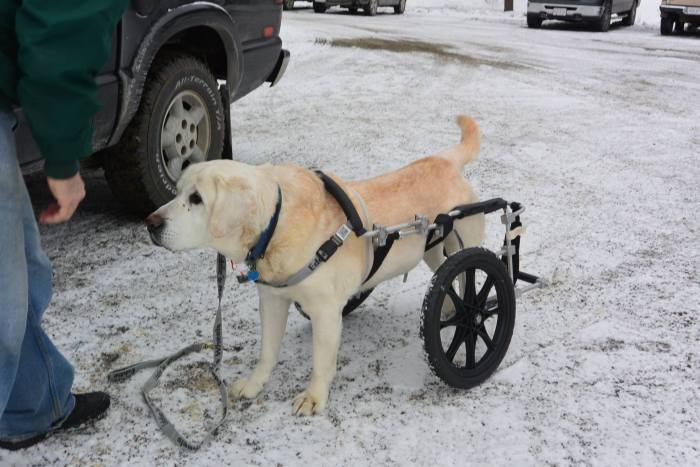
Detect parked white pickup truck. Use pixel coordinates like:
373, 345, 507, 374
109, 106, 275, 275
660, 0, 700, 34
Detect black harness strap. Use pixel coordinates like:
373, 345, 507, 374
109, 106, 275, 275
362, 232, 399, 284
315, 170, 366, 236
425, 213, 455, 252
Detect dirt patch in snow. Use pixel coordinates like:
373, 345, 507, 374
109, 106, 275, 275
315, 36, 527, 70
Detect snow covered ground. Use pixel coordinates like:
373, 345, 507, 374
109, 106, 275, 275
4, 4, 699, 467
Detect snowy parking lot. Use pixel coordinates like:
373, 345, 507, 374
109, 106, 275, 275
4, 4, 699, 466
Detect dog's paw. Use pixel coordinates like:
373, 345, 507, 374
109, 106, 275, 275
292, 389, 327, 416
229, 376, 265, 400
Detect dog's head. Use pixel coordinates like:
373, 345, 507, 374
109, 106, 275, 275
145, 160, 265, 260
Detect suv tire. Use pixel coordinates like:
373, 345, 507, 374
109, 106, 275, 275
621, 0, 636, 26
103, 53, 224, 214
660, 16, 674, 35
394, 0, 406, 14
527, 13, 543, 28
313, 1, 327, 13
365, 0, 378, 16
283, 0, 295, 10
595, 0, 612, 32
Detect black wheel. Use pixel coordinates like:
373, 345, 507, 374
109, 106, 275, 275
283, 0, 295, 10
421, 248, 516, 389
595, 0, 612, 32
394, 0, 406, 14
103, 53, 224, 214
660, 17, 674, 35
364, 0, 378, 16
621, 0, 636, 26
313, 1, 327, 13
348, 6, 358, 14
675, 20, 685, 33
527, 13, 543, 28
296, 288, 375, 320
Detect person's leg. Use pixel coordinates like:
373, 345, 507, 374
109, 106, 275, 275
0, 111, 75, 441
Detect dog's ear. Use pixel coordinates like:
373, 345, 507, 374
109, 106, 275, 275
208, 176, 255, 239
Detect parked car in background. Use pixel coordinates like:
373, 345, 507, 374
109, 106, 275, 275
312, 0, 406, 15
660, 0, 700, 34
16, 0, 289, 213
527, 0, 638, 31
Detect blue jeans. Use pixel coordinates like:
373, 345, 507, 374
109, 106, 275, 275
0, 111, 75, 441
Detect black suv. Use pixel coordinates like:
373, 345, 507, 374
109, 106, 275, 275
17, 0, 289, 212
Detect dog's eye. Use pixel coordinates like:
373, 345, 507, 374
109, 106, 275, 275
189, 192, 202, 205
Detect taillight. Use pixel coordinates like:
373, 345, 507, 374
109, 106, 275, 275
263, 26, 274, 38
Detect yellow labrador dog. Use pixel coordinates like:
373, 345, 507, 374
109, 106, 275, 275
146, 116, 485, 415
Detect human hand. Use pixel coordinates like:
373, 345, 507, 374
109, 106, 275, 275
40, 173, 86, 224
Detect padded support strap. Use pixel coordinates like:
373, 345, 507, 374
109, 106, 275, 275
315, 170, 367, 236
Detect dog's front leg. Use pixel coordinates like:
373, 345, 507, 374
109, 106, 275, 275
292, 299, 343, 416
230, 290, 290, 400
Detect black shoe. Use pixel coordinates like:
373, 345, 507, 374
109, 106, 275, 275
60, 392, 111, 430
0, 392, 110, 451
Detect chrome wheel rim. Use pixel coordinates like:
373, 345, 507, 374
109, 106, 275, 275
160, 90, 211, 182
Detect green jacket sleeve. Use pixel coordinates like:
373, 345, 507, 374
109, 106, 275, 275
16, 0, 127, 179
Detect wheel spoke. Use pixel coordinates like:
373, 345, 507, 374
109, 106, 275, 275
167, 157, 184, 180
477, 325, 494, 351
445, 286, 467, 316
465, 333, 476, 369
190, 146, 205, 162
463, 269, 476, 305
483, 297, 499, 317
189, 105, 205, 125
445, 328, 464, 363
440, 312, 461, 329
171, 96, 185, 118
161, 118, 178, 148
476, 276, 494, 308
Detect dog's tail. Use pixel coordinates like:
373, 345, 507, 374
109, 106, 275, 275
437, 115, 480, 168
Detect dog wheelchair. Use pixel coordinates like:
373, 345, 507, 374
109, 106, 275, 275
298, 196, 544, 389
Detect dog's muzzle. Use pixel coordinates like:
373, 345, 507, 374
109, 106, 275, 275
145, 213, 165, 247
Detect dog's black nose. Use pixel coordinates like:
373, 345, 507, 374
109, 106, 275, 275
145, 213, 165, 246
145, 212, 164, 233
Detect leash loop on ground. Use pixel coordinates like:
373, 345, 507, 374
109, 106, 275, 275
108, 254, 229, 451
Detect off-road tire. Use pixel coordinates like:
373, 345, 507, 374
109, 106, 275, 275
595, 1, 612, 32
527, 13, 543, 28
660, 16, 674, 35
313, 1, 327, 13
103, 53, 224, 214
348, 6, 358, 14
621, 0, 636, 26
675, 19, 685, 33
394, 0, 406, 14
365, 0, 378, 16
283, 0, 295, 10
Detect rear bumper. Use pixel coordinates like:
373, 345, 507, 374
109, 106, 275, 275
528, 3, 602, 20
317, 0, 371, 7
660, 5, 700, 18
267, 49, 290, 87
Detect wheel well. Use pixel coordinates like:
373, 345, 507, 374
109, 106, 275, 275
158, 26, 228, 80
